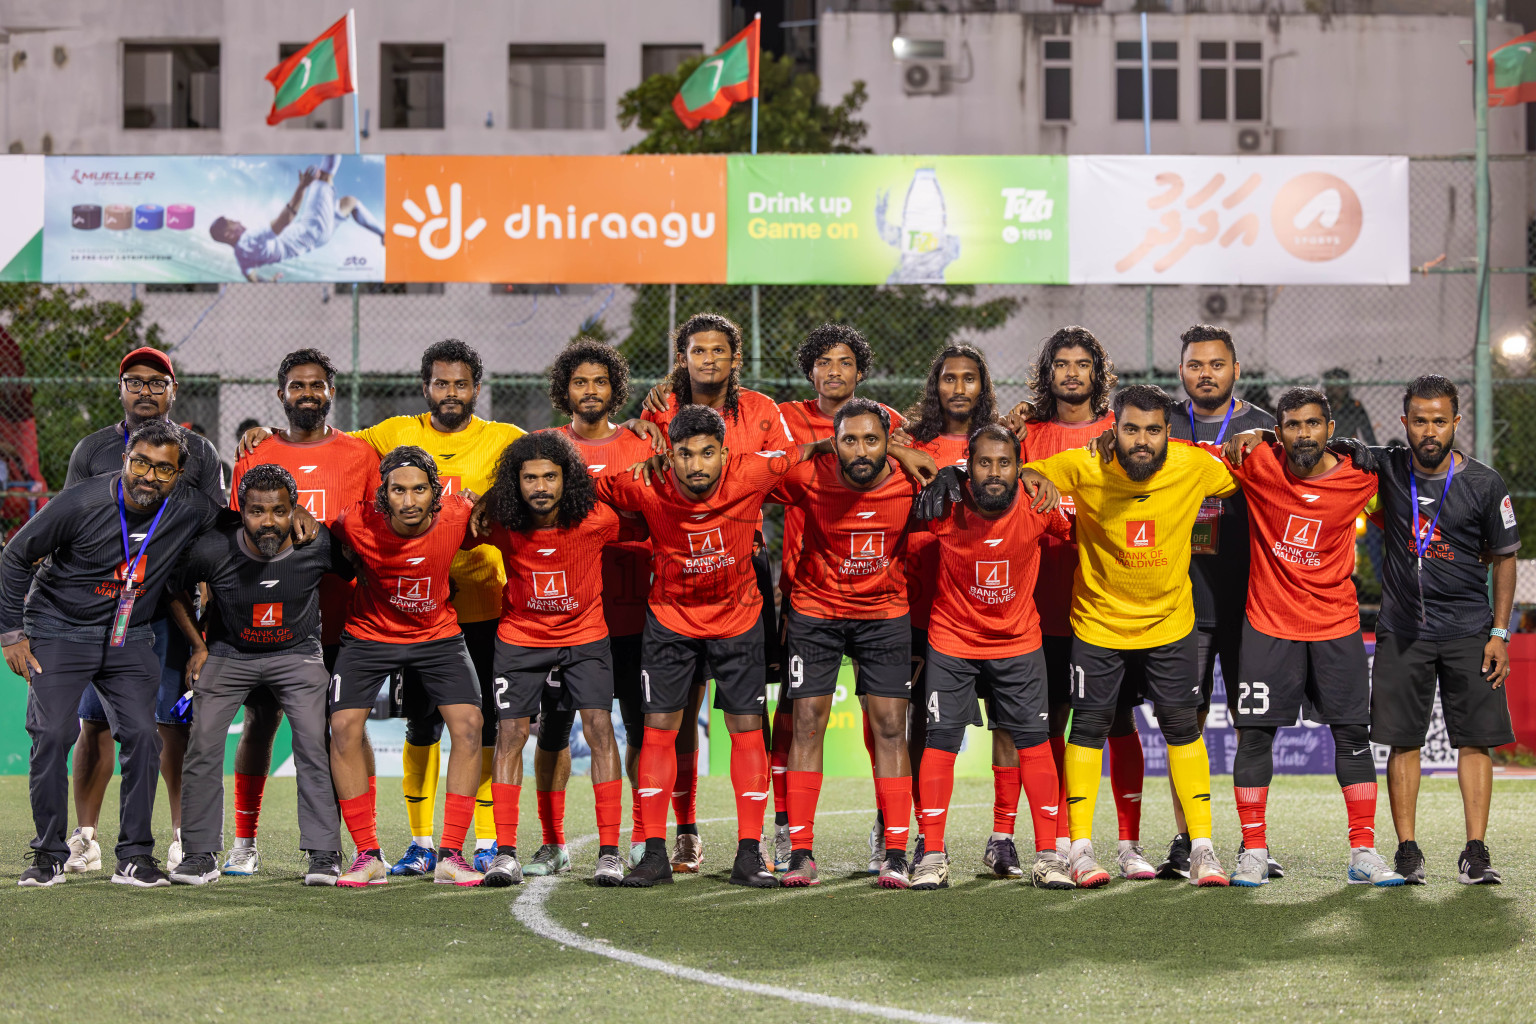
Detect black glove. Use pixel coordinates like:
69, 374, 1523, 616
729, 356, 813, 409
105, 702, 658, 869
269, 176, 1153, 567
913, 466, 964, 521
1326, 436, 1377, 474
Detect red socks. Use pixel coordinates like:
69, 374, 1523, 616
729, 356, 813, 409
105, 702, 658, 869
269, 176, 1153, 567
771, 705, 793, 815
1049, 735, 1069, 843
593, 779, 622, 848
1108, 731, 1145, 841
1018, 742, 1061, 853
1342, 782, 1378, 848
491, 782, 521, 850
339, 789, 379, 854
919, 750, 957, 853
629, 784, 644, 845
639, 727, 679, 842
874, 775, 913, 852
991, 765, 1021, 834
672, 744, 698, 827
441, 792, 475, 853
785, 770, 823, 851
234, 772, 266, 840
1235, 785, 1268, 850
537, 790, 567, 846
729, 729, 771, 842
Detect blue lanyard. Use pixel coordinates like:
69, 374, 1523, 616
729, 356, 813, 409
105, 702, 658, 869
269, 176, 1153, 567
1407, 456, 1455, 625
1188, 400, 1236, 444
117, 479, 168, 591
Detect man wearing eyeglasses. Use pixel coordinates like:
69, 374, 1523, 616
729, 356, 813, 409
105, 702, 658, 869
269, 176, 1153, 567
56, 348, 228, 877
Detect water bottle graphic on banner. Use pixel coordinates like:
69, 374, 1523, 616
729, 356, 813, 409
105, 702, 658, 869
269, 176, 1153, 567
877, 167, 961, 284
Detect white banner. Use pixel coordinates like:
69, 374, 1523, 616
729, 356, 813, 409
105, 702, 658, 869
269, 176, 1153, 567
1068, 155, 1409, 285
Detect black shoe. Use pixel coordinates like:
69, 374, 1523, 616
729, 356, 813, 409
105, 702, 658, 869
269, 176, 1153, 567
1394, 840, 1427, 885
1155, 833, 1191, 880
1239, 839, 1285, 879
621, 847, 674, 887
169, 852, 219, 886
304, 850, 342, 886
17, 850, 64, 888
1458, 840, 1502, 885
113, 854, 171, 888
728, 840, 779, 888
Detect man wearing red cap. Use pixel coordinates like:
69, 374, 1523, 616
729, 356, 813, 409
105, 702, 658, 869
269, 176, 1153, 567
58, 347, 227, 876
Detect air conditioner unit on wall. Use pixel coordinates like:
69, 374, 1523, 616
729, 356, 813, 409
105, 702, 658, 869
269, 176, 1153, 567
1236, 127, 1263, 152
1202, 286, 1268, 324
902, 59, 945, 95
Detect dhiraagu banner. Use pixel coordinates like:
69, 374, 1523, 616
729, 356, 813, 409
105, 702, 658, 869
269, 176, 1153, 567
726, 154, 1068, 285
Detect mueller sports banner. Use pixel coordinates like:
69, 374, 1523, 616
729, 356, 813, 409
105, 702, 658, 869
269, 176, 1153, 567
43, 154, 386, 284
0, 156, 43, 281
1068, 155, 1410, 285
726, 155, 1069, 285
384, 155, 726, 283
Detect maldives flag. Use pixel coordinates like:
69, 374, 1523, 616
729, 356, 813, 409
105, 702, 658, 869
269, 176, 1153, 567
1490, 29, 1536, 107
265, 10, 357, 125
671, 19, 760, 130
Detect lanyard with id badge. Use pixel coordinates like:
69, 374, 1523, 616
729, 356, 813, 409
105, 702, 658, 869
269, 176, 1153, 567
1408, 459, 1455, 626
1189, 401, 1235, 556
109, 479, 167, 647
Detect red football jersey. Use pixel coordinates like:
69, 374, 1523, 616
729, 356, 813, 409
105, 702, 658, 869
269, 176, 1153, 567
489, 503, 645, 648
331, 493, 476, 644
767, 453, 919, 621
231, 428, 382, 646
925, 490, 1073, 659
904, 433, 972, 630
597, 448, 803, 640
1229, 441, 1377, 641
642, 389, 793, 455
558, 424, 656, 637
777, 399, 905, 604
1020, 413, 1115, 637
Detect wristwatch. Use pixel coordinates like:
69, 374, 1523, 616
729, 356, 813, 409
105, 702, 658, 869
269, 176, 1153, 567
1490, 627, 1510, 641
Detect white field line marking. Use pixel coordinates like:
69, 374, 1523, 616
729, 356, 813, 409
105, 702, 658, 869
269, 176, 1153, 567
511, 804, 996, 1024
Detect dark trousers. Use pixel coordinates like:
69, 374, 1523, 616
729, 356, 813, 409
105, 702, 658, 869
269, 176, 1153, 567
27, 636, 161, 862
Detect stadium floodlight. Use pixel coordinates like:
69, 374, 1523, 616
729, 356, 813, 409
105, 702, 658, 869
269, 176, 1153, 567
1498, 331, 1530, 361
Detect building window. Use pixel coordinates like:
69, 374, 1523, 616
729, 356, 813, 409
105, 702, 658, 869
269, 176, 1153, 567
1043, 40, 1071, 122
278, 43, 345, 130
1199, 41, 1262, 122
381, 44, 444, 129
642, 44, 703, 83
122, 43, 220, 130
508, 44, 605, 130
1115, 41, 1177, 122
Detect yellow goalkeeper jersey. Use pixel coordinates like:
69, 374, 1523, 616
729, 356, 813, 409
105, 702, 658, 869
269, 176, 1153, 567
352, 413, 525, 623
1025, 442, 1238, 648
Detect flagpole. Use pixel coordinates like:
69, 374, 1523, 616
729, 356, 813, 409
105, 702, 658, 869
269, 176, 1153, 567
750, 11, 762, 380
1140, 13, 1154, 379
348, 7, 362, 431
1473, 0, 1492, 465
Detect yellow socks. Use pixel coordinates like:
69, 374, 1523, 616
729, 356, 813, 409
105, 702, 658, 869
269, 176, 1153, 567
1167, 737, 1213, 840
401, 740, 441, 842
474, 747, 496, 845
1064, 743, 1105, 842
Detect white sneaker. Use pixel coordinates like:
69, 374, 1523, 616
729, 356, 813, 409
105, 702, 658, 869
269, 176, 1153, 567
1117, 841, 1156, 880
64, 827, 101, 873
1189, 844, 1230, 887
1068, 841, 1110, 889
1349, 846, 1407, 887
867, 813, 883, 874
167, 829, 183, 873
222, 844, 260, 876
1231, 845, 1269, 888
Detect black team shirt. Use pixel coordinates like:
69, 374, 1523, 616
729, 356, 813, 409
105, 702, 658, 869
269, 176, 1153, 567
175, 524, 354, 659
0, 474, 222, 644
1372, 447, 1520, 640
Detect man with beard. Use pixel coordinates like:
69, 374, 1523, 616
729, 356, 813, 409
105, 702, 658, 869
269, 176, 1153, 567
1215, 389, 1403, 888
763, 398, 933, 889
1364, 376, 1516, 885
1026, 385, 1239, 888
908, 424, 1071, 891
61, 349, 227, 877
166, 464, 354, 887
1009, 327, 1153, 882
1158, 324, 1275, 880
473, 431, 645, 888
221, 349, 380, 876
5, 422, 226, 887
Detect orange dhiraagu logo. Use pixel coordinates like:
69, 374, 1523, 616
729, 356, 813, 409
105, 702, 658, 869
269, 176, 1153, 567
386, 155, 727, 283
1270, 172, 1363, 262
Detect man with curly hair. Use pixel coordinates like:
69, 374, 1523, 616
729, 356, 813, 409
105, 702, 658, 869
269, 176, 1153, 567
327, 446, 488, 888
473, 431, 647, 888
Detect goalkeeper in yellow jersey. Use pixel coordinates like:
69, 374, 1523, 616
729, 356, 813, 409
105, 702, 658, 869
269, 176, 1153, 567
1024, 384, 1238, 888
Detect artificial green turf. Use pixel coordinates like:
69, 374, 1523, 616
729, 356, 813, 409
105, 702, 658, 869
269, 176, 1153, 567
0, 773, 1530, 1023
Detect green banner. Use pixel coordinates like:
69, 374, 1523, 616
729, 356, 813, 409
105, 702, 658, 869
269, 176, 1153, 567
726, 154, 1068, 284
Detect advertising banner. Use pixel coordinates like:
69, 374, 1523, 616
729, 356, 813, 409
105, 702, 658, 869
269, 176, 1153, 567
43, 154, 386, 283
0, 156, 43, 281
727, 155, 1069, 284
384, 155, 726, 283
1068, 155, 1409, 285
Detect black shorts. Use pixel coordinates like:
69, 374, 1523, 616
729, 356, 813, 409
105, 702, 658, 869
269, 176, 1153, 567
330, 632, 480, 713
642, 611, 766, 717
908, 626, 931, 701
927, 646, 1049, 741
1196, 625, 1241, 714
397, 618, 498, 745
1069, 631, 1200, 712
1044, 634, 1074, 709
785, 608, 911, 701
1370, 631, 1514, 749
1233, 619, 1370, 726
493, 638, 613, 722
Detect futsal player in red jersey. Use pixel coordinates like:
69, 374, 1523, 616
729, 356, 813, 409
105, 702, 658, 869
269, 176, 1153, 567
328, 447, 487, 888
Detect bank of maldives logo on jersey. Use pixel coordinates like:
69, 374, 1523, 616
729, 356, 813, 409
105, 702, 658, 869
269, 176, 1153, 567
1126, 520, 1155, 548
850, 531, 885, 559
687, 527, 724, 558
253, 603, 283, 628
397, 576, 431, 601
298, 489, 326, 519
1283, 514, 1321, 549
532, 570, 567, 600
975, 560, 1010, 589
